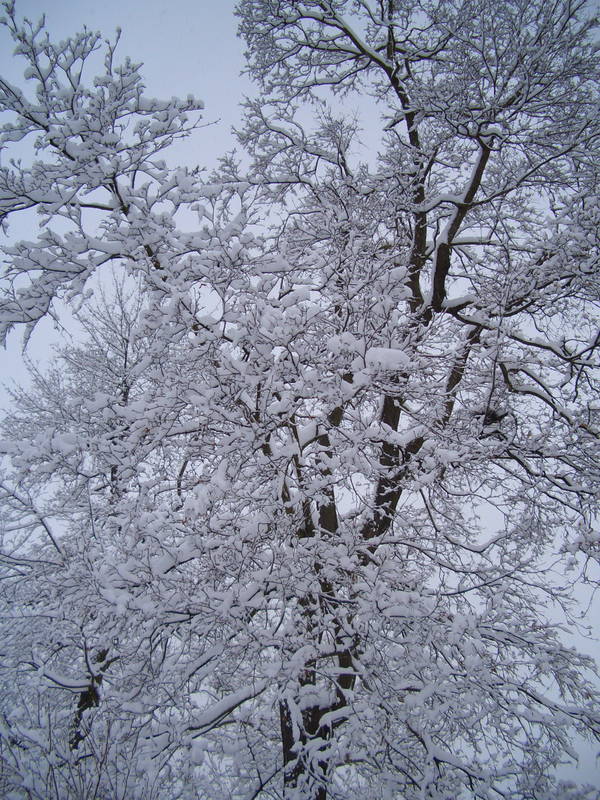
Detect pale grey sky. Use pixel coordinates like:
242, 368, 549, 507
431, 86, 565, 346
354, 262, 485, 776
4, 0, 249, 154
0, 0, 251, 394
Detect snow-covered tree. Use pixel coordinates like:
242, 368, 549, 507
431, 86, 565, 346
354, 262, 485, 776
1, 1, 599, 798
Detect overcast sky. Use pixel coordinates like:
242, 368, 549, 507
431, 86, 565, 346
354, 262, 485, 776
0, 0, 598, 786
0, 0, 251, 396
3, 0, 250, 159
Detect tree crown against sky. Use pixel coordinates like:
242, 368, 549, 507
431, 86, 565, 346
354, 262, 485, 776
0, 1, 599, 799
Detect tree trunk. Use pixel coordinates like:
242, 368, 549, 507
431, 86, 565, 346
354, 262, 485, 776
280, 694, 328, 800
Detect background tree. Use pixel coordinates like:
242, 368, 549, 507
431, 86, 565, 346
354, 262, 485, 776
1, 1, 600, 799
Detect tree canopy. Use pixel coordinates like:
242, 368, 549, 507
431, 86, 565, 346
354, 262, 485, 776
1, 1, 599, 798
